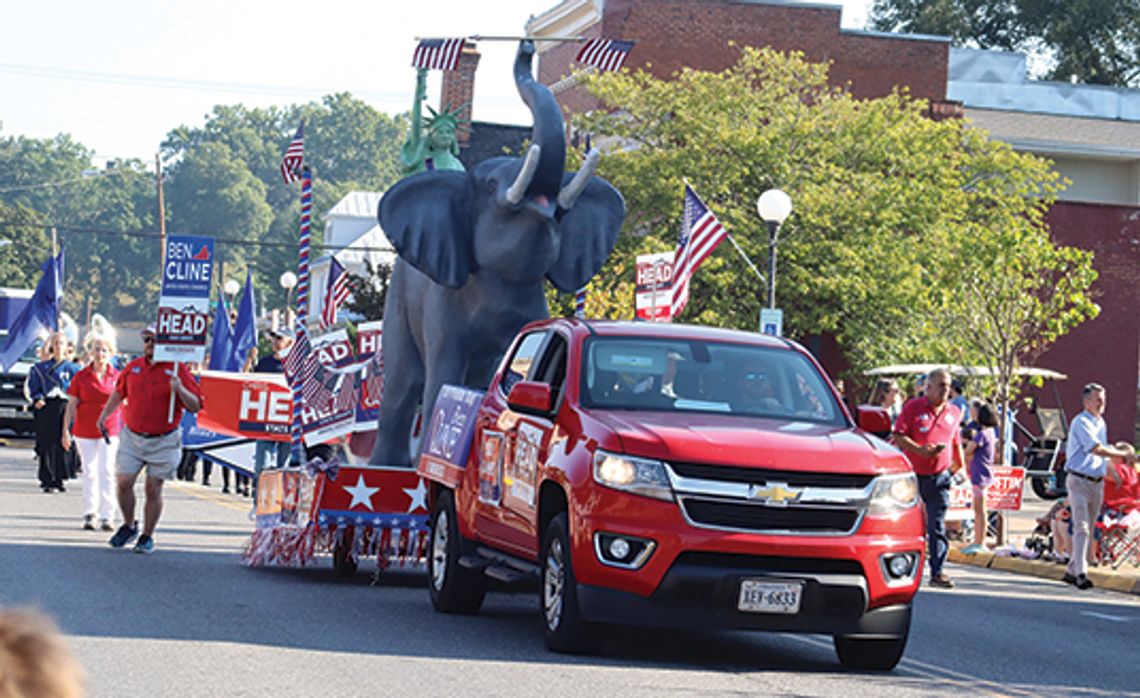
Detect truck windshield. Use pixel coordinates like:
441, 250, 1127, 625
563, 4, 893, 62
580, 336, 845, 426
0, 332, 41, 364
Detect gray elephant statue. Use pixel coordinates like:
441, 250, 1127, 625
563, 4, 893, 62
370, 39, 626, 467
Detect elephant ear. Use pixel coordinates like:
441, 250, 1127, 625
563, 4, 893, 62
546, 175, 626, 292
378, 171, 474, 289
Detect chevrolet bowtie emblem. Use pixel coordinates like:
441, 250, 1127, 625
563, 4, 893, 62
749, 482, 801, 507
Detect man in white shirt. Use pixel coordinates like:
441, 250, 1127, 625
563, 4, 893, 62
1063, 383, 1136, 589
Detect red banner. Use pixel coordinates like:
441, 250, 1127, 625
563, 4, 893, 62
197, 371, 293, 442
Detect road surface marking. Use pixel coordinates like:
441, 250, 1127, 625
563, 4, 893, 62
1081, 611, 1136, 622
784, 634, 1030, 697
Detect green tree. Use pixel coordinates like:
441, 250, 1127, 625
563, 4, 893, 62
344, 258, 392, 321
0, 203, 51, 288
570, 46, 1096, 379
871, 0, 1140, 86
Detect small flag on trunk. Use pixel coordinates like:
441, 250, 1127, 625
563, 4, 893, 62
575, 38, 635, 72
279, 123, 305, 184
412, 38, 467, 71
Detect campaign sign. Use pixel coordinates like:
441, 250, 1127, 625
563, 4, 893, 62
635, 252, 674, 323
356, 321, 383, 360
155, 234, 214, 363
949, 465, 1026, 512
416, 384, 483, 487
197, 371, 292, 442
312, 329, 359, 370
353, 322, 384, 433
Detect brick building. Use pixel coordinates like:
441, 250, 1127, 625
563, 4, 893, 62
523, 0, 1140, 441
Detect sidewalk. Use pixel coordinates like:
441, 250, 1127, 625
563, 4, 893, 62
948, 493, 1140, 595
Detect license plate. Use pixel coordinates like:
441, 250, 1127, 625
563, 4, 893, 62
737, 579, 803, 614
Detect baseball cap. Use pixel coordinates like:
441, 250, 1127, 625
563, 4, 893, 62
269, 328, 290, 339
140, 323, 156, 336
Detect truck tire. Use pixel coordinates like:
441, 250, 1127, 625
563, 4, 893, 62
540, 513, 603, 654
428, 489, 485, 614
833, 632, 908, 671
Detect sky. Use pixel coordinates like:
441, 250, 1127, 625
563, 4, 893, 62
2, 0, 874, 165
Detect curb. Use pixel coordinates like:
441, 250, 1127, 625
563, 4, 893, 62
948, 547, 1140, 596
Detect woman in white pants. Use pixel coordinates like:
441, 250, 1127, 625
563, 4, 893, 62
62, 334, 122, 531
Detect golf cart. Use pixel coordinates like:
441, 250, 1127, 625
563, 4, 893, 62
863, 364, 1069, 500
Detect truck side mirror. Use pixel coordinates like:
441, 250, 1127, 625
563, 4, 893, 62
507, 381, 553, 417
856, 405, 892, 439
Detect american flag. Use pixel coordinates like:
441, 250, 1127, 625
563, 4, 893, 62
320, 258, 350, 329
671, 184, 729, 318
412, 38, 466, 71
283, 328, 320, 403
279, 123, 305, 184
575, 38, 635, 72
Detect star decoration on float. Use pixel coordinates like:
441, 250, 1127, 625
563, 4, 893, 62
344, 474, 380, 510
404, 478, 428, 513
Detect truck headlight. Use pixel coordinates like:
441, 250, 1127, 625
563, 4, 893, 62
868, 473, 918, 515
592, 450, 673, 502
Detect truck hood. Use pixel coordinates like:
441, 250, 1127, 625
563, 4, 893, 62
590, 410, 902, 475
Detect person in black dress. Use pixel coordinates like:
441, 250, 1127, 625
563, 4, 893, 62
27, 332, 81, 492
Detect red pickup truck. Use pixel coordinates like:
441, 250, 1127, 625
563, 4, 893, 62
421, 319, 923, 670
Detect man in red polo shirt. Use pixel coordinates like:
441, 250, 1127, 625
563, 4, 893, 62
97, 325, 203, 554
892, 367, 966, 588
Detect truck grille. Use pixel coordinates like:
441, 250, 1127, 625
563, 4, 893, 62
670, 462, 873, 489
666, 463, 870, 536
681, 499, 859, 533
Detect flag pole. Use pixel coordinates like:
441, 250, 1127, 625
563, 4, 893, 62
414, 34, 585, 42
290, 166, 313, 464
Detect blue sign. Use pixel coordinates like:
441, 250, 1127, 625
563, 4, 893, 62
422, 384, 484, 470
161, 235, 215, 298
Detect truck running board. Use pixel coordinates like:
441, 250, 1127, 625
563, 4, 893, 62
459, 546, 540, 587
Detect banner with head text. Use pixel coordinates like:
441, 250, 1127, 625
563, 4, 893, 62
155, 234, 215, 363
354, 321, 383, 431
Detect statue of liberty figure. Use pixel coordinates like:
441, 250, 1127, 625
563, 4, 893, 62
401, 68, 468, 175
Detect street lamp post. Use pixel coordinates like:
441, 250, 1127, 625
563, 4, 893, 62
756, 189, 793, 310
279, 271, 297, 330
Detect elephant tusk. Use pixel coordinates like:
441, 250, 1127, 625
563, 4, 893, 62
557, 148, 599, 210
505, 144, 542, 206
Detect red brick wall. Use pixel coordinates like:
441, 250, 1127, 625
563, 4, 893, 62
1040, 201, 1140, 443
539, 0, 949, 112
441, 46, 481, 146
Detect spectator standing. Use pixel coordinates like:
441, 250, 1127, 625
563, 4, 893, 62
949, 380, 969, 423
869, 378, 903, 422
97, 325, 204, 554
1062, 383, 1135, 589
27, 332, 80, 493
61, 333, 122, 532
891, 368, 966, 588
962, 401, 998, 554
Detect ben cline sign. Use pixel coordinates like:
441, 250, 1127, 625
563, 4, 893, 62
154, 234, 215, 363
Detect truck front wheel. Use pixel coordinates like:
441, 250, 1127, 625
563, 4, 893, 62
540, 513, 603, 654
428, 489, 485, 614
833, 633, 908, 671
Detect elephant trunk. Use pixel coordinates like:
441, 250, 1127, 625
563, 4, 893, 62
513, 40, 565, 198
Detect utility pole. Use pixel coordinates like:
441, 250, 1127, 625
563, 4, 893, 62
155, 153, 166, 245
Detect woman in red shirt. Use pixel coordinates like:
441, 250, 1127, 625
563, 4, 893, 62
62, 334, 122, 532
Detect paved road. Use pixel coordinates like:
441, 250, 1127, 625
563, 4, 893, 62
1, 440, 1137, 697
